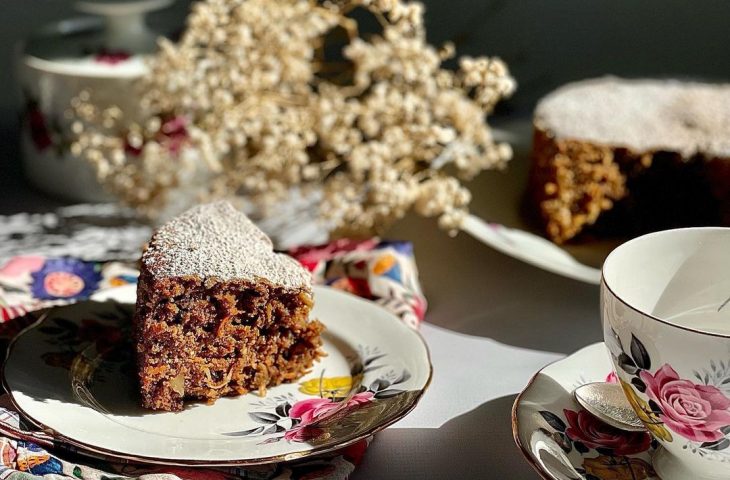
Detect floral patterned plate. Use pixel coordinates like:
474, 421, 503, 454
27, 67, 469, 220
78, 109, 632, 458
2, 285, 431, 466
512, 343, 658, 480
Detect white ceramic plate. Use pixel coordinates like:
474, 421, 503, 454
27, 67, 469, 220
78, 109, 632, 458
3, 285, 431, 466
512, 343, 659, 480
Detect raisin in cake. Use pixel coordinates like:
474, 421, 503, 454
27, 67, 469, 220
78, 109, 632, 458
134, 201, 323, 411
529, 77, 730, 243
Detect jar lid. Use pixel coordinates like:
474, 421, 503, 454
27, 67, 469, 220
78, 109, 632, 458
23, 0, 175, 78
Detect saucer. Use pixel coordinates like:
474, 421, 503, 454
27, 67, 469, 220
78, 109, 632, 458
512, 343, 658, 480
3, 285, 432, 466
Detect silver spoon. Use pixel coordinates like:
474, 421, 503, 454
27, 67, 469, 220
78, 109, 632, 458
573, 382, 646, 432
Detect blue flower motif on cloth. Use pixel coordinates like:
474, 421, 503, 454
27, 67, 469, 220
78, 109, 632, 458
15, 442, 62, 475
0, 256, 140, 321
30, 259, 101, 300
374, 255, 402, 283
288, 238, 427, 329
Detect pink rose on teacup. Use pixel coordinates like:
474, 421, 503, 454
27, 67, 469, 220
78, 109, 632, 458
640, 364, 730, 443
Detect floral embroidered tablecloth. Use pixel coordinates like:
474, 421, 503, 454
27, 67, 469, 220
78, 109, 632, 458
0, 206, 427, 480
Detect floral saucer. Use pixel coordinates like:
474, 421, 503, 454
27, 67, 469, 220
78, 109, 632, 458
2, 285, 431, 466
512, 343, 658, 480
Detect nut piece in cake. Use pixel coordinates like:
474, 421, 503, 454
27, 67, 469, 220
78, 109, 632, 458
133, 201, 323, 411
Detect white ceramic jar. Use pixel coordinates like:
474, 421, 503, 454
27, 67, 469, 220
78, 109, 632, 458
18, 0, 174, 202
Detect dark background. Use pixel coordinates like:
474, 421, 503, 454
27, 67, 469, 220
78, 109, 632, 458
2, 0, 730, 212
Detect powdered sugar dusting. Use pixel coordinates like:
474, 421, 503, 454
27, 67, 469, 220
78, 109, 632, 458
535, 77, 730, 157
143, 201, 311, 289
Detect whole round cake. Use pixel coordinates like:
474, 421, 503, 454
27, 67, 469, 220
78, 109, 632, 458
528, 77, 730, 243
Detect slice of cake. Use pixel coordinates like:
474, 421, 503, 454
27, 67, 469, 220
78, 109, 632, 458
528, 77, 730, 243
134, 201, 323, 411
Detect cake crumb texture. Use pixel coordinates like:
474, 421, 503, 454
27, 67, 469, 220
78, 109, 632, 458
530, 78, 730, 243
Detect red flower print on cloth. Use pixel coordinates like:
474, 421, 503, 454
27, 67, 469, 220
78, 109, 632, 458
640, 364, 730, 443
285, 392, 374, 442
290, 238, 378, 272
341, 439, 370, 465
288, 239, 426, 327
0, 438, 17, 467
563, 409, 652, 455
329, 277, 373, 299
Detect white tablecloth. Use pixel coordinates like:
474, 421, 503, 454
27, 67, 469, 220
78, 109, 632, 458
352, 191, 603, 479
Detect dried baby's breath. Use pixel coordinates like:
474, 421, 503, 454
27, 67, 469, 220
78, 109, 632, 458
72, 0, 515, 234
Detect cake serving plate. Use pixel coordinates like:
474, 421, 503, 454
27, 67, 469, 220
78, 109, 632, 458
512, 343, 658, 480
2, 285, 431, 466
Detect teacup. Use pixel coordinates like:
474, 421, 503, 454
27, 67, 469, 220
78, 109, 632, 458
601, 227, 730, 480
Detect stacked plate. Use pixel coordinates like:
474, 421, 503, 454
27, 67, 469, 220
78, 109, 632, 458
2, 285, 432, 466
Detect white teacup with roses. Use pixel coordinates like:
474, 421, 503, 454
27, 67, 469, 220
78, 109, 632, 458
602, 228, 730, 480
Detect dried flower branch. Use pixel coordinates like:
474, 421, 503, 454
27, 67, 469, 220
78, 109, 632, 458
72, 0, 515, 235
